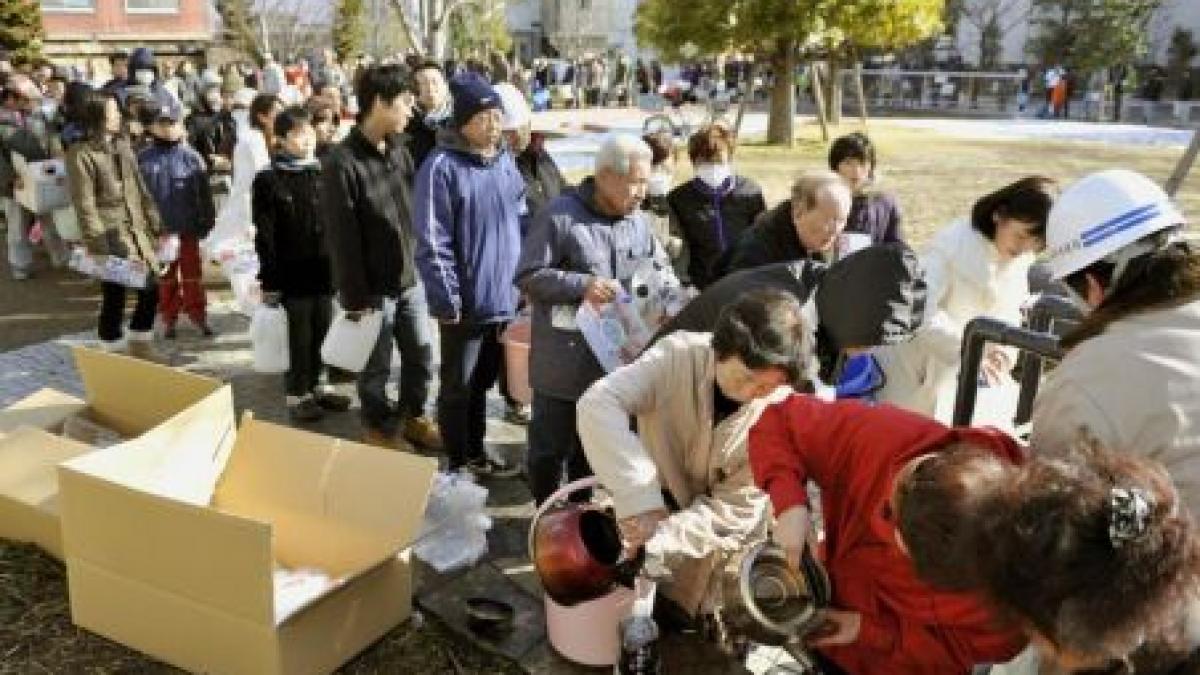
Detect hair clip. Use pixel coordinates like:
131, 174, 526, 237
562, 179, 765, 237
1108, 486, 1152, 549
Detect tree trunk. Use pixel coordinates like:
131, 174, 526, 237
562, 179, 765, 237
810, 63, 830, 142
1166, 126, 1200, 197
828, 54, 843, 126
766, 41, 797, 147
854, 61, 869, 129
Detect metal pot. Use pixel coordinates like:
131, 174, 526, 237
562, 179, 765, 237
719, 542, 831, 646
529, 477, 625, 606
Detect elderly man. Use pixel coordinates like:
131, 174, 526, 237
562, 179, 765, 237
577, 289, 812, 621
516, 134, 669, 504
413, 74, 526, 476
721, 170, 853, 276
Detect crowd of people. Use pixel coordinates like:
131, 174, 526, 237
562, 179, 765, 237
2, 44, 1200, 674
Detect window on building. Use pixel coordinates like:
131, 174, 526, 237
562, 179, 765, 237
41, 0, 96, 11
126, 0, 180, 12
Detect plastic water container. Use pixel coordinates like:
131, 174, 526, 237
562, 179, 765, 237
250, 304, 290, 374
320, 307, 383, 373
501, 316, 532, 405
157, 234, 181, 264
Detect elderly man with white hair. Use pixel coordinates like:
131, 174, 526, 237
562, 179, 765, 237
722, 170, 854, 276
516, 134, 670, 504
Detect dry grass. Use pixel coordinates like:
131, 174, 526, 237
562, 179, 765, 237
736, 123, 1200, 247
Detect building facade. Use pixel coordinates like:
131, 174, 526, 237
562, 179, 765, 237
954, 0, 1200, 68
507, 0, 639, 60
40, 0, 213, 70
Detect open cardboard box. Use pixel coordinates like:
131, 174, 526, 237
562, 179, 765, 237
0, 347, 223, 558
57, 402, 438, 675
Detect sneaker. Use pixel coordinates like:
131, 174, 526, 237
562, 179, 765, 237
361, 428, 415, 452
163, 325, 177, 340
289, 397, 325, 423
402, 415, 444, 451
504, 402, 531, 425
313, 391, 352, 412
465, 456, 520, 479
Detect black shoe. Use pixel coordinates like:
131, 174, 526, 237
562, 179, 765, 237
465, 456, 520, 479
199, 323, 216, 338
313, 391, 352, 412
289, 397, 325, 423
163, 325, 177, 340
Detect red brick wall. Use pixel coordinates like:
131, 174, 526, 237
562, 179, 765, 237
43, 0, 213, 41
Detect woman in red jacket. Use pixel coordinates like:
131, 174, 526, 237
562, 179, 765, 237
749, 395, 1027, 674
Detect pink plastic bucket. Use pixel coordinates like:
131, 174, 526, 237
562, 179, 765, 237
501, 316, 532, 405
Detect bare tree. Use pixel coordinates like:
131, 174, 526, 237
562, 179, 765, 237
957, 0, 1031, 68
386, 0, 485, 60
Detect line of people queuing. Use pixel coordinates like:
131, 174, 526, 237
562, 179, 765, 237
5, 46, 1200, 674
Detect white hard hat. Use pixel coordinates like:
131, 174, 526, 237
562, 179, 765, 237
492, 82, 530, 131
1044, 169, 1184, 280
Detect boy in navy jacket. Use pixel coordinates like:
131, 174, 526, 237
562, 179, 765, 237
138, 100, 215, 337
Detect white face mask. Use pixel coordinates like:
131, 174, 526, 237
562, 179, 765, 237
647, 171, 671, 197
134, 69, 155, 86
696, 163, 732, 189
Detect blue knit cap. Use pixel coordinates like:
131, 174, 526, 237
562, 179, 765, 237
449, 73, 501, 128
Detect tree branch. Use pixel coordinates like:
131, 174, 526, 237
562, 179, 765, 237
387, 0, 428, 55
435, 0, 480, 30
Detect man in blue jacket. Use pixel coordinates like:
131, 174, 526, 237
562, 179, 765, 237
413, 74, 526, 476
515, 134, 666, 504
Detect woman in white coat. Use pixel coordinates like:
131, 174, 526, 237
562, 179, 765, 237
209, 92, 279, 252
874, 176, 1056, 422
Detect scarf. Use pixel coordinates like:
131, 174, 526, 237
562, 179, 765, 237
694, 175, 736, 251
273, 153, 320, 172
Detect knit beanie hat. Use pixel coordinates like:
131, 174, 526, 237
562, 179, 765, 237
449, 73, 500, 128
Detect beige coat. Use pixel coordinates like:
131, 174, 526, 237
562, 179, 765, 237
65, 136, 163, 269
874, 218, 1032, 421
1032, 299, 1200, 517
576, 331, 782, 615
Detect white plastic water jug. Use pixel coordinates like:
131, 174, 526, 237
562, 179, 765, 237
251, 304, 290, 374
320, 307, 383, 373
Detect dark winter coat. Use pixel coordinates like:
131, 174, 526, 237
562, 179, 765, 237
413, 128, 526, 324
137, 138, 215, 238
185, 106, 236, 173
253, 157, 334, 297
846, 192, 903, 244
405, 110, 443, 174
321, 126, 419, 312
721, 200, 822, 276
515, 142, 567, 228
667, 175, 766, 288
516, 177, 666, 401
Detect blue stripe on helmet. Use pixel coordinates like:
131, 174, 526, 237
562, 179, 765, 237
1081, 209, 1163, 247
1081, 203, 1159, 240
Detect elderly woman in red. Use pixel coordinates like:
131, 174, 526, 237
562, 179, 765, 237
748, 394, 1027, 674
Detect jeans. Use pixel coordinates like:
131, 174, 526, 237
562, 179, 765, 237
358, 284, 435, 434
283, 295, 333, 398
437, 321, 504, 469
526, 392, 594, 505
98, 279, 158, 343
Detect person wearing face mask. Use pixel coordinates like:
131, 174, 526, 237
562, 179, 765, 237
493, 82, 565, 228
119, 47, 179, 114
186, 84, 236, 175
516, 134, 670, 503
0, 74, 68, 279
405, 61, 451, 172
641, 132, 686, 280
137, 100, 216, 339
1032, 170, 1200, 518
829, 132, 903, 245
577, 290, 812, 623
872, 176, 1056, 424
721, 170, 853, 277
667, 124, 766, 289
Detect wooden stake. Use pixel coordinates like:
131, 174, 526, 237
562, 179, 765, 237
1166, 126, 1200, 197
810, 62, 830, 143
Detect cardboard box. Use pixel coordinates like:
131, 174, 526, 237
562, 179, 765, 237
58, 409, 438, 675
0, 347, 224, 558
0, 428, 91, 559
12, 154, 69, 214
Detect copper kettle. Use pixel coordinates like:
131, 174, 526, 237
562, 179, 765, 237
528, 477, 640, 606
